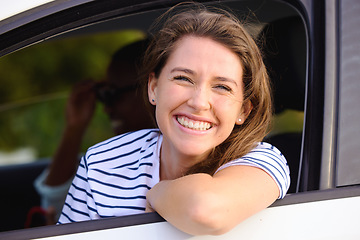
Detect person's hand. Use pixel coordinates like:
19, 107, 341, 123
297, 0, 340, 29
45, 80, 97, 187
65, 80, 97, 131
45, 206, 57, 225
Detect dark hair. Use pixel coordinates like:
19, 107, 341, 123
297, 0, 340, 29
107, 38, 150, 82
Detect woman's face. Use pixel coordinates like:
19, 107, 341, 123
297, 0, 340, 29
148, 36, 251, 159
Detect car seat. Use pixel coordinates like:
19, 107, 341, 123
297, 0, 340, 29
0, 160, 49, 231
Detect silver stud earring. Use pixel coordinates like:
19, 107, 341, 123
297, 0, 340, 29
238, 118, 242, 123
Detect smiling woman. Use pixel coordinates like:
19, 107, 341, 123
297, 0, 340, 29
58, 4, 290, 236
147, 36, 248, 169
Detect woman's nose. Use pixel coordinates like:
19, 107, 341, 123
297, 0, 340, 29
187, 87, 211, 111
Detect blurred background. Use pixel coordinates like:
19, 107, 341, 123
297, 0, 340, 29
0, 29, 146, 165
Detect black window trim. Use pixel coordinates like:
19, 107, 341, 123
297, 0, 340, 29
0, 186, 359, 240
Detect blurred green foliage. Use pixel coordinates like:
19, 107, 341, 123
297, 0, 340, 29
0, 29, 145, 162
271, 109, 304, 135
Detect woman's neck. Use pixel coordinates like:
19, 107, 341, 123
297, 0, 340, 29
159, 139, 208, 181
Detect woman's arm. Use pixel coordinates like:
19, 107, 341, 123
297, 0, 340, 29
146, 165, 279, 235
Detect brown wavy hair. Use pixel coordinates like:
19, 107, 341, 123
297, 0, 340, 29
141, 3, 272, 175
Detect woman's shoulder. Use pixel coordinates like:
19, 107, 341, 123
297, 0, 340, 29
217, 142, 290, 199
219, 142, 288, 169
85, 129, 161, 157
248, 142, 287, 161
241, 142, 289, 175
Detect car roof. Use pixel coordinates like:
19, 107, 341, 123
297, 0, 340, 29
0, 0, 54, 21
0, 0, 93, 35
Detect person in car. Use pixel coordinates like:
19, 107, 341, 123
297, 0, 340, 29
58, 5, 290, 235
32, 38, 153, 225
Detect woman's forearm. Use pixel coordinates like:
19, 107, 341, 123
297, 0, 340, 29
146, 173, 233, 235
146, 166, 279, 236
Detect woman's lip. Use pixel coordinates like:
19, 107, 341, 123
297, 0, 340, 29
174, 113, 214, 124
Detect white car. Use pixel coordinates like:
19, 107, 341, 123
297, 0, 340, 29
0, 0, 359, 239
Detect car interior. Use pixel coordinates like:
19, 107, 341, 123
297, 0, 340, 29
0, 0, 306, 232
262, 15, 306, 193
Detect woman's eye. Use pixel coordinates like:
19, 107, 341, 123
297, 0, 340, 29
215, 84, 232, 92
174, 75, 192, 83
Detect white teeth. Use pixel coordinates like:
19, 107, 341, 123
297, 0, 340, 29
176, 116, 211, 131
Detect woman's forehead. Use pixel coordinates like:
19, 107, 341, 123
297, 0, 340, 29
163, 36, 243, 81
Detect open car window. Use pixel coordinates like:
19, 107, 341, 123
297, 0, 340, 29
0, 1, 307, 231
1, 0, 310, 236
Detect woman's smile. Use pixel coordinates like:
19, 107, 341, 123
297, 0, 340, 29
176, 115, 213, 131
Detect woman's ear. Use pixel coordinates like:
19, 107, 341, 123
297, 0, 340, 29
235, 100, 253, 125
148, 73, 157, 105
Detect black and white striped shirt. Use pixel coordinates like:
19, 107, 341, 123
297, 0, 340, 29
58, 129, 290, 224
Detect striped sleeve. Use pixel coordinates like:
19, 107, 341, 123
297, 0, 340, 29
58, 156, 97, 224
215, 142, 290, 199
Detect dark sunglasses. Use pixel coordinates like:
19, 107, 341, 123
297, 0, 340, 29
95, 83, 138, 105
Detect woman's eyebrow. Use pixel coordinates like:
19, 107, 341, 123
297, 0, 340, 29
171, 67, 238, 86
216, 76, 238, 87
171, 67, 195, 75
